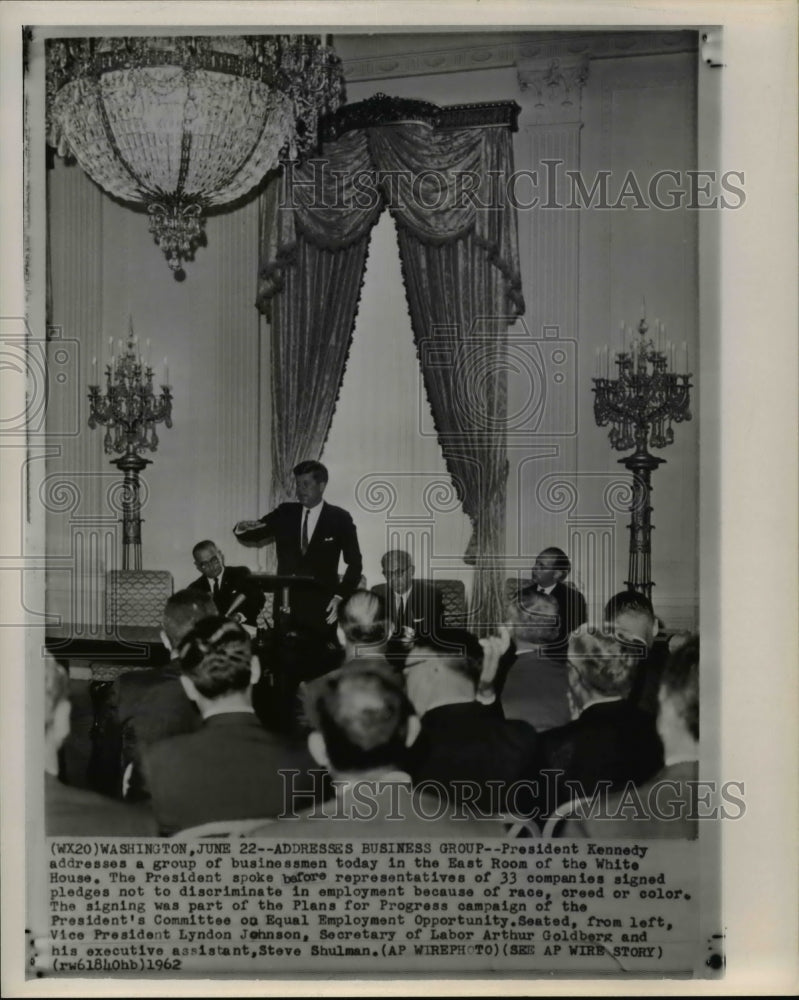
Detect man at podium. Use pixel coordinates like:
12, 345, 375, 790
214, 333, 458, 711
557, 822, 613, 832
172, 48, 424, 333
233, 460, 363, 639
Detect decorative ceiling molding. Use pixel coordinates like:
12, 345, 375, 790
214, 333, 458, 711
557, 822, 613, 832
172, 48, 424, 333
340, 31, 698, 83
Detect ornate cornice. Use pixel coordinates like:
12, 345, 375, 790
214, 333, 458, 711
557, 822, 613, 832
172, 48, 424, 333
340, 30, 697, 82
321, 93, 520, 141
517, 56, 590, 117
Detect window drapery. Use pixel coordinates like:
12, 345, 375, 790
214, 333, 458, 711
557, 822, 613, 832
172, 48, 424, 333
257, 97, 525, 627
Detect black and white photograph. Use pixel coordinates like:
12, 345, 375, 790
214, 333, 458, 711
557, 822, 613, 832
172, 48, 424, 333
1, 1, 797, 995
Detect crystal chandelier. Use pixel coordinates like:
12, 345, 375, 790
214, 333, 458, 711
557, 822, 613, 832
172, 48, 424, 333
46, 35, 344, 277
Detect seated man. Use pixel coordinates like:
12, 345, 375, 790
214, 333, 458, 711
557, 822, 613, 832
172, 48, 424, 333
189, 540, 264, 630
115, 588, 215, 800
404, 629, 544, 819
541, 627, 664, 813
372, 549, 444, 643
560, 636, 700, 839
45, 655, 156, 836
143, 617, 316, 835
253, 658, 507, 838
604, 589, 662, 716
499, 589, 572, 732
528, 546, 587, 656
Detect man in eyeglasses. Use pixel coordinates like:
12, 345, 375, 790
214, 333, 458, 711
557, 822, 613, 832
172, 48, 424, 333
189, 540, 264, 631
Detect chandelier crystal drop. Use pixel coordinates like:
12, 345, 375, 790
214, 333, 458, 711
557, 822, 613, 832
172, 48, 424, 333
46, 35, 345, 276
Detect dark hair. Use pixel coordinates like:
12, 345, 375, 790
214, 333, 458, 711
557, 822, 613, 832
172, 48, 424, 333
660, 636, 699, 740
293, 460, 328, 484
539, 546, 571, 576
191, 539, 217, 560
338, 589, 386, 646
163, 588, 218, 646
567, 627, 646, 698
604, 590, 655, 624
177, 616, 253, 698
410, 627, 484, 686
306, 660, 412, 772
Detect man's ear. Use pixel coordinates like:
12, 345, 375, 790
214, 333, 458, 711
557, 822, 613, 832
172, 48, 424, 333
250, 655, 261, 687
179, 674, 199, 704
405, 714, 421, 748
307, 731, 330, 769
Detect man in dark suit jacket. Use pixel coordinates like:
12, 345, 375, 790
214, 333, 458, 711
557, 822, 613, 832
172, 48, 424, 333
142, 617, 316, 836
528, 546, 588, 657
541, 627, 663, 814
189, 540, 264, 628
233, 460, 363, 637
372, 549, 445, 642
404, 630, 544, 819
115, 588, 216, 800
560, 636, 700, 839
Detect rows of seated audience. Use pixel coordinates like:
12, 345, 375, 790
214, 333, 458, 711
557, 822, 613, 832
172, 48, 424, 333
45, 542, 699, 840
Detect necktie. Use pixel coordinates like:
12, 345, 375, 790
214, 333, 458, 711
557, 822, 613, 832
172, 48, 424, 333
212, 577, 220, 601
301, 508, 309, 555
396, 596, 405, 630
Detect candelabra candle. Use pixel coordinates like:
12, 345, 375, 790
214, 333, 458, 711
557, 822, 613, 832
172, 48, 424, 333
88, 334, 173, 456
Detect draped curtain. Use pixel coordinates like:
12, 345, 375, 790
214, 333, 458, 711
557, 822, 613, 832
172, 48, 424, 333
257, 103, 524, 627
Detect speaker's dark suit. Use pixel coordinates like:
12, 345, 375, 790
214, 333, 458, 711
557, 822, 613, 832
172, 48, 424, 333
372, 580, 444, 640
142, 712, 316, 836
541, 698, 664, 813
524, 580, 587, 658
189, 565, 264, 626
235, 502, 363, 635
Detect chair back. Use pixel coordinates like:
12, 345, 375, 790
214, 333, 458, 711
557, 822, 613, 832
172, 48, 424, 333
105, 570, 173, 628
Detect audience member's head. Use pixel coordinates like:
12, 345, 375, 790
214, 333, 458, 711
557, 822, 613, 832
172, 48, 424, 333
656, 635, 699, 757
532, 546, 572, 589
177, 616, 259, 713
45, 654, 71, 775
402, 628, 484, 717
380, 549, 415, 595
566, 627, 647, 717
507, 586, 560, 646
304, 659, 419, 778
293, 460, 328, 509
604, 590, 658, 651
161, 588, 218, 653
336, 589, 387, 657
192, 540, 225, 581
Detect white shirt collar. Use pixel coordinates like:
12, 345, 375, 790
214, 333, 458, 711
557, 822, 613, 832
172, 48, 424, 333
538, 582, 557, 595
663, 753, 698, 767
578, 694, 624, 716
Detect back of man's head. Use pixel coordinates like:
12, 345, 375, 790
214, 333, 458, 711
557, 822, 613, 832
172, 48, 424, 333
177, 616, 253, 699
658, 635, 699, 742
567, 627, 647, 700
508, 586, 560, 644
305, 659, 413, 774
163, 588, 218, 648
410, 628, 484, 687
604, 590, 657, 650
338, 589, 387, 649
